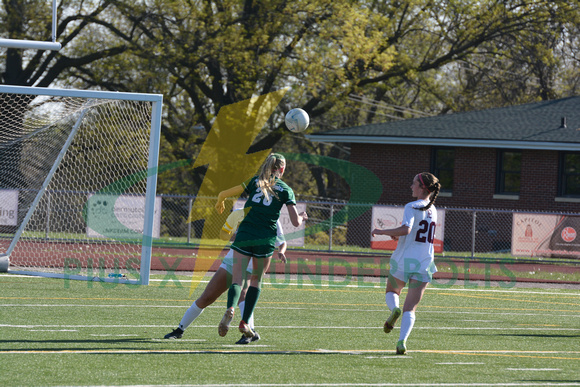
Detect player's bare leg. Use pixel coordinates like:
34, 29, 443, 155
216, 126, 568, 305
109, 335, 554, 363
396, 279, 428, 354
384, 274, 405, 333
165, 268, 231, 339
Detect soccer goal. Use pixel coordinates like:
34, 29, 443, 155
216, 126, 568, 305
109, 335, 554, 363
0, 85, 162, 285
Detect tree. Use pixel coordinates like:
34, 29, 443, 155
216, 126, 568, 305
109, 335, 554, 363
437, 1, 580, 111
351, 1, 580, 118
0, 0, 138, 87
0, 1, 146, 191
81, 0, 387, 198
39, 0, 580, 199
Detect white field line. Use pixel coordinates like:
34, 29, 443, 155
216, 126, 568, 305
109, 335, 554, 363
132, 384, 579, 386
1, 323, 580, 332
111, 384, 580, 387
1, 348, 579, 356
422, 350, 580, 354
436, 362, 485, 365
1, 304, 578, 319
72, 384, 580, 387
27, 329, 77, 332
155, 279, 580, 296
2, 274, 580, 296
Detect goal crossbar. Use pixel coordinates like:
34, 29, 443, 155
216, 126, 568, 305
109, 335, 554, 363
0, 0, 61, 51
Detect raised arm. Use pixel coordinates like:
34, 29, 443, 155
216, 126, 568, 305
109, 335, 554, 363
215, 185, 244, 214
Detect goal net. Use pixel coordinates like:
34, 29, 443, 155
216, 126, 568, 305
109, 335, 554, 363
0, 85, 162, 285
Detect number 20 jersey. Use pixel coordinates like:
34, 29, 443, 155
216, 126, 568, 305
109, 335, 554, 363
238, 175, 296, 242
390, 199, 438, 267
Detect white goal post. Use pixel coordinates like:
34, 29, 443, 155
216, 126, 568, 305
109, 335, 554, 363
0, 0, 62, 51
0, 85, 162, 285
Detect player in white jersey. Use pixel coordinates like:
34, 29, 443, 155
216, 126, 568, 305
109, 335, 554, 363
164, 209, 286, 344
371, 172, 441, 355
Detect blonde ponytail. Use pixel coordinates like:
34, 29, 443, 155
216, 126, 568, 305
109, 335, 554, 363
257, 153, 285, 201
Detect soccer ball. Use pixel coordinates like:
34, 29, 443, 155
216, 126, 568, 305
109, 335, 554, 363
285, 108, 310, 133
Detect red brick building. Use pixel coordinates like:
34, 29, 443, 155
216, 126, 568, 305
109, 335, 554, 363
307, 97, 580, 252
308, 97, 580, 213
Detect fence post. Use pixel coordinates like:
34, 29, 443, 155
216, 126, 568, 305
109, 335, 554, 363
471, 210, 477, 258
328, 204, 334, 251
187, 196, 193, 244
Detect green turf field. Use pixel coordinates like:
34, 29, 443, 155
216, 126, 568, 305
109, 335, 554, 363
1, 273, 579, 386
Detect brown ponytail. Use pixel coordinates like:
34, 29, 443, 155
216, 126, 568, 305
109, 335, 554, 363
417, 172, 441, 211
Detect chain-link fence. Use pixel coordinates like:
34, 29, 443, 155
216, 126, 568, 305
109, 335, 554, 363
4, 191, 579, 262
159, 195, 579, 260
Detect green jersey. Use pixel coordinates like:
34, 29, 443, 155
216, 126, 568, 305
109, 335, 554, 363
234, 175, 296, 249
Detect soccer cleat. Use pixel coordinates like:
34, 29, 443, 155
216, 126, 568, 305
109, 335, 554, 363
218, 308, 234, 337
396, 339, 407, 355
384, 307, 402, 333
239, 320, 255, 338
164, 327, 184, 339
235, 330, 260, 345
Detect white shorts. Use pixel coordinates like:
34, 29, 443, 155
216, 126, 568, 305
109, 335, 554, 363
219, 249, 254, 275
389, 257, 437, 283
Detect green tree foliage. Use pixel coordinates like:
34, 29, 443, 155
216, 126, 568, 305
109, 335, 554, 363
0, 0, 137, 87
2, 0, 579, 200
441, 1, 580, 110
0, 1, 142, 191
83, 0, 398, 197
342, 0, 580, 120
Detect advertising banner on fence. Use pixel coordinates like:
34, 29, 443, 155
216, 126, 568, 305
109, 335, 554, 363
234, 199, 306, 247
370, 205, 445, 253
512, 213, 580, 258
0, 190, 18, 226
87, 195, 162, 239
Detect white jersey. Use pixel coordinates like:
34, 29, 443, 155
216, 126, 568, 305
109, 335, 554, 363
220, 209, 285, 274
389, 199, 438, 282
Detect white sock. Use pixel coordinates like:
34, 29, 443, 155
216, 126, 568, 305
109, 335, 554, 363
398, 311, 416, 342
385, 292, 399, 311
239, 301, 255, 330
248, 309, 255, 330
178, 301, 204, 330
239, 300, 245, 322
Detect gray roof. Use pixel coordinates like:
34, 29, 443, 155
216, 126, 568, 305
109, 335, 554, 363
306, 96, 580, 151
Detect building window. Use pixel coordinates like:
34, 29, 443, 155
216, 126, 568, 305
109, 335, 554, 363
496, 150, 521, 194
431, 147, 454, 192
558, 152, 580, 197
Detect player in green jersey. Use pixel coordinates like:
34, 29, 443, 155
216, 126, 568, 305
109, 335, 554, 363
215, 153, 307, 339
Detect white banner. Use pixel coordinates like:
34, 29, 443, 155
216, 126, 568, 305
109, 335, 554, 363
279, 202, 306, 247
512, 213, 580, 258
0, 190, 18, 226
87, 195, 161, 239
370, 205, 446, 253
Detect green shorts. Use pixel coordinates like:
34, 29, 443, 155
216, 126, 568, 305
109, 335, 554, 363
231, 231, 276, 258
231, 242, 275, 258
